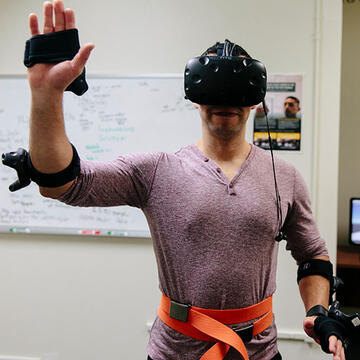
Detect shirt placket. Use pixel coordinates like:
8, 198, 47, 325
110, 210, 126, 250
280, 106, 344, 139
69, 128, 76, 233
204, 157, 237, 196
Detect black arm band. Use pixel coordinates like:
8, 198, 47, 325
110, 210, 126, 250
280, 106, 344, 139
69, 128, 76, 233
24, 29, 88, 96
297, 259, 333, 284
306, 305, 329, 317
28, 144, 80, 187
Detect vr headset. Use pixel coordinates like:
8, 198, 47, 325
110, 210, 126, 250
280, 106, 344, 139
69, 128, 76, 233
184, 40, 267, 107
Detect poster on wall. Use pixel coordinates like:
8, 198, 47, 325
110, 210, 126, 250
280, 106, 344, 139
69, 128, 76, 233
253, 74, 303, 151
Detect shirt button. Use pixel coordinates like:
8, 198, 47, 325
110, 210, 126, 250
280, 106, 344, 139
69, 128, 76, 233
229, 183, 233, 188
204, 158, 209, 162
216, 168, 221, 173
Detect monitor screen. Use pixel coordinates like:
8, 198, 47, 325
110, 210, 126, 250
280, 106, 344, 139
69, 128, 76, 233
350, 198, 360, 245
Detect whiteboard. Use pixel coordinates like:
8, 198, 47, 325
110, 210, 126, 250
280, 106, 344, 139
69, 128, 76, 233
0, 75, 200, 237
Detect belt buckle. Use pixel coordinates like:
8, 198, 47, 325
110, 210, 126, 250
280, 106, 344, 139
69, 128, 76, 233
233, 324, 254, 343
169, 300, 190, 322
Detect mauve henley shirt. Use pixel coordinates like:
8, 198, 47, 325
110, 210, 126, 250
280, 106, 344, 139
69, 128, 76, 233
58, 143, 328, 360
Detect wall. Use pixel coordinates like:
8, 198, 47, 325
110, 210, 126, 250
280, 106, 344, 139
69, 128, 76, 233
338, 0, 360, 246
0, 1, 342, 359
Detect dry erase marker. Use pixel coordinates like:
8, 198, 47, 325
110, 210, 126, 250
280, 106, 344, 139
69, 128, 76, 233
9, 227, 31, 233
107, 231, 128, 236
79, 229, 101, 235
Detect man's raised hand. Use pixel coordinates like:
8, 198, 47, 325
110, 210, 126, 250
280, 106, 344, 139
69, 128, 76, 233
27, 0, 94, 93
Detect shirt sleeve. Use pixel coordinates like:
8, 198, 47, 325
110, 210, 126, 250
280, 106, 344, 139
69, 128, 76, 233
57, 152, 162, 209
284, 167, 329, 264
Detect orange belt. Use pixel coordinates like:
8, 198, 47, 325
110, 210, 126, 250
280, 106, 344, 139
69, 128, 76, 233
158, 294, 273, 360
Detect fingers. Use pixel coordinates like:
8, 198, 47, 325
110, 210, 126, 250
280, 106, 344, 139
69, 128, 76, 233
341, 345, 345, 360
303, 317, 321, 345
328, 336, 337, 353
43, 1, 54, 33
64, 8, 75, 29
53, 0, 65, 31
29, 13, 40, 36
33, 0, 74, 35
329, 336, 345, 360
303, 316, 315, 332
71, 44, 95, 75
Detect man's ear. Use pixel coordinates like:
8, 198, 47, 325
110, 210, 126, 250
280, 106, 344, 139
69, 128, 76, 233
250, 105, 256, 110
194, 103, 200, 109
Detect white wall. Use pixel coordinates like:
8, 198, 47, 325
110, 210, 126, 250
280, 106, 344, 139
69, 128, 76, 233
0, 1, 342, 359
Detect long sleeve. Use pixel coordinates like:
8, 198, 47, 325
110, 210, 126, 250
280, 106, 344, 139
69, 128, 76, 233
57, 152, 162, 209
284, 167, 329, 264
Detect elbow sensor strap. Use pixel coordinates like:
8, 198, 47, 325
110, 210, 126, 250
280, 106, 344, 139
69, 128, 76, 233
2, 144, 80, 191
24, 28, 88, 96
297, 259, 333, 284
28, 144, 80, 187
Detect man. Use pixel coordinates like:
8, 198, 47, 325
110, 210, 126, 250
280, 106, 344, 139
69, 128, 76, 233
25, 1, 345, 359
283, 96, 301, 118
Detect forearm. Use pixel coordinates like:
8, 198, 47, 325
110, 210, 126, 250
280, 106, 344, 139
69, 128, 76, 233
29, 89, 74, 197
25, 1, 94, 198
29, 89, 71, 170
298, 255, 331, 312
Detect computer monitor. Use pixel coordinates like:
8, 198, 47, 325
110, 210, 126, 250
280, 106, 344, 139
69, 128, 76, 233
350, 198, 360, 245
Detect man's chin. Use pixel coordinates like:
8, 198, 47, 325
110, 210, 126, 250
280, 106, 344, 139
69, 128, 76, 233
211, 127, 239, 140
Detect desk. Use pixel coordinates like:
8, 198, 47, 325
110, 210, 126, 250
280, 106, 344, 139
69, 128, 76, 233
337, 246, 360, 269
336, 246, 360, 308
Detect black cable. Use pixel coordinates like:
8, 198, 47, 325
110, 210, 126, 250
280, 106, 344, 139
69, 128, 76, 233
262, 100, 284, 241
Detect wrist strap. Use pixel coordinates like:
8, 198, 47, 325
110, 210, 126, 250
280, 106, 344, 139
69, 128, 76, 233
24, 29, 80, 66
314, 315, 349, 354
24, 29, 88, 96
306, 305, 329, 317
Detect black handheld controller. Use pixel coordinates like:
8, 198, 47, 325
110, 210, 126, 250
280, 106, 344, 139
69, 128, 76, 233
2, 148, 31, 192
328, 300, 360, 359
